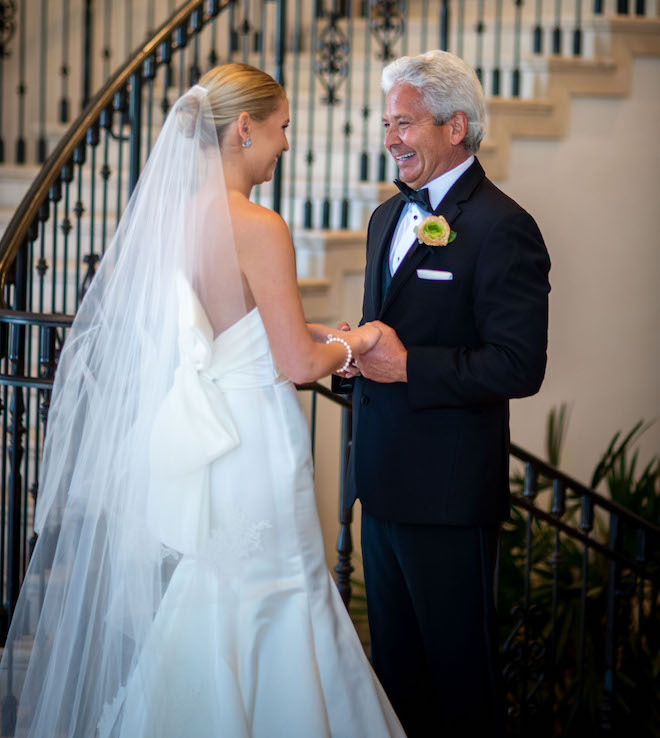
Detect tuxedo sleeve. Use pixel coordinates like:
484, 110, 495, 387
406, 210, 550, 409
331, 374, 355, 395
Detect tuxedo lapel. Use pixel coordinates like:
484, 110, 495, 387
433, 158, 485, 222
378, 159, 486, 318
370, 198, 405, 315
378, 238, 428, 317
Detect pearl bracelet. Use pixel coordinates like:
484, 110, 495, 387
326, 334, 353, 374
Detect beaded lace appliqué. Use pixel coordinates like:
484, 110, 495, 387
198, 510, 272, 573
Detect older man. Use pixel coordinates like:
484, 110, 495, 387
334, 51, 550, 735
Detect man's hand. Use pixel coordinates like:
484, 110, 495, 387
335, 321, 361, 378
355, 321, 407, 383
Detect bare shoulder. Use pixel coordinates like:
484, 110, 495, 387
228, 193, 291, 253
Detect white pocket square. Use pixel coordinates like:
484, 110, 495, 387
416, 269, 453, 281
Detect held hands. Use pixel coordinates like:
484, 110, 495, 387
333, 320, 407, 383
332, 322, 381, 378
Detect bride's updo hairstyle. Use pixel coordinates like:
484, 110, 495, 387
197, 62, 285, 145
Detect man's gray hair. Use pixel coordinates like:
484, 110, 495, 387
381, 50, 487, 154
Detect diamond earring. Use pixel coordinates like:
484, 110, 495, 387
242, 136, 252, 148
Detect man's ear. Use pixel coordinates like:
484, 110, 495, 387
447, 111, 468, 146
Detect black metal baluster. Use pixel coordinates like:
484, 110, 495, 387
549, 479, 565, 722
7, 240, 28, 622
533, 0, 543, 54
439, 0, 449, 50
573, 0, 583, 55
600, 511, 621, 733
377, 94, 387, 182
73, 142, 86, 310
475, 0, 485, 83
37, 0, 48, 161
635, 528, 646, 654
309, 390, 318, 458
81, 122, 100, 300
552, 0, 562, 55
128, 70, 143, 197
144, 55, 156, 158
371, 1, 404, 65
272, 0, 286, 214
189, 7, 202, 85
50, 180, 62, 314
521, 461, 538, 734
59, 0, 71, 123
251, 0, 267, 206
491, 0, 502, 95
304, 6, 318, 227
318, 4, 349, 227
258, 0, 267, 71
32, 326, 57, 558
15, 0, 26, 163
82, 0, 93, 108
512, 0, 523, 97
334, 404, 354, 607
340, 0, 354, 228
22, 380, 34, 574
176, 21, 187, 98
102, 0, 112, 81
99, 108, 112, 258
287, 0, 303, 227
37, 202, 49, 313
576, 494, 594, 716
227, 0, 237, 60
240, 0, 251, 62
207, 6, 219, 70
358, 2, 371, 182
60, 160, 74, 312
159, 36, 173, 121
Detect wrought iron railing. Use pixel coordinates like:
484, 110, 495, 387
0, 1, 655, 169
0, 304, 658, 737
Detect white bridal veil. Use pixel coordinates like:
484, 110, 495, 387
0, 85, 247, 736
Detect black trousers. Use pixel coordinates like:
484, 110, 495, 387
360, 510, 503, 738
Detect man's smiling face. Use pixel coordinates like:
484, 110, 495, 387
383, 82, 465, 190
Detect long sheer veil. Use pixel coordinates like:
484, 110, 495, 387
0, 85, 246, 737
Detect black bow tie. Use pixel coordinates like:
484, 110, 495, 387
394, 179, 432, 212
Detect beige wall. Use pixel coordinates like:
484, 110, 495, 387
500, 55, 660, 486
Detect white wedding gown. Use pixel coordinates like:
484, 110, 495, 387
97, 284, 405, 737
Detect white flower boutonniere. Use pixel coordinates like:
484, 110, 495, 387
414, 215, 457, 247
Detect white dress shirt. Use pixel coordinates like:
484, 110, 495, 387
389, 155, 474, 276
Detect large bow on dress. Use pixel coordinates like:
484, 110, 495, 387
147, 273, 240, 555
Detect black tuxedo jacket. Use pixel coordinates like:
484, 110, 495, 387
337, 159, 551, 525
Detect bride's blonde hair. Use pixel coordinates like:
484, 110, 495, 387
198, 63, 285, 143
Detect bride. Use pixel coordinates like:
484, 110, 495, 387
0, 64, 406, 737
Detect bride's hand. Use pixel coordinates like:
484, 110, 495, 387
345, 322, 381, 357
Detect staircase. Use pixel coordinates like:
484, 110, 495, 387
0, 1, 659, 735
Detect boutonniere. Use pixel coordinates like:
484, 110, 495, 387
414, 215, 457, 247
